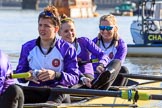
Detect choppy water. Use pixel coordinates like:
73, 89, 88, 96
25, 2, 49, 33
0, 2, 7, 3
0, 9, 162, 75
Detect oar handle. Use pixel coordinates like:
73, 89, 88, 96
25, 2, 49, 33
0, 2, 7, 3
78, 59, 99, 65
9, 72, 31, 79
90, 59, 99, 63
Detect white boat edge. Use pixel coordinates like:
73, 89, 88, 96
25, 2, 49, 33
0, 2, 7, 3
127, 44, 162, 57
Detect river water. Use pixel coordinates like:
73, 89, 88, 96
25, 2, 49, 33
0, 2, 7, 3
0, 9, 162, 75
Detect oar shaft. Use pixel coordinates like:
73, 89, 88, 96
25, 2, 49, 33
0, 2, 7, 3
51, 88, 121, 97
22, 86, 162, 101
61, 89, 155, 101
150, 95, 162, 100
120, 73, 162, 81
52, 88, 156, 101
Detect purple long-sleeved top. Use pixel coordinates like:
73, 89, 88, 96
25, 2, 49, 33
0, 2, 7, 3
74, 37, 109, 78
16, 37, 79, 87
0, 50, 14, 95
92, 37, 127, 73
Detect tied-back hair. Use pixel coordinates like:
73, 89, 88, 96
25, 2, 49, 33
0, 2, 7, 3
38, 5, 60, 27
60, 14, 74, 24
98, 14, 119, 47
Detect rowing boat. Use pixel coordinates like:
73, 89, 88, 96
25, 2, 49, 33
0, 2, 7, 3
12, 72, 162, 108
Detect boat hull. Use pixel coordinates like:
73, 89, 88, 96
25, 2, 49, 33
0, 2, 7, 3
127, 44, 162, 57
111, 11, 133, 16
53, 0, 97, 18
57, 5, 97, 18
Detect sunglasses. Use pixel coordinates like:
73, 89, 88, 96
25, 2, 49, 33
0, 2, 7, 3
39, 11, 56, 19
99, 26, 113, 31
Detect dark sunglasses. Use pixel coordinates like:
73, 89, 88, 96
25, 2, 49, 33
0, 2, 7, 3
99, 26, 113, 31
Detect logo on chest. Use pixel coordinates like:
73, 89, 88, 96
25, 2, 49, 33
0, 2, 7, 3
52, 59, 60, 67
109, 52, 114, 59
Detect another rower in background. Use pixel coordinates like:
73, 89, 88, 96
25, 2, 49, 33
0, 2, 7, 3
0, 50, 24, 108
59, 14, 120, 90
92, 14, 128, 87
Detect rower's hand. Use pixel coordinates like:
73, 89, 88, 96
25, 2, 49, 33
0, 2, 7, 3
81, 77, 92, 88
37, 68, 55, 82
96, 64, 105, 73
25, 70, 40, 84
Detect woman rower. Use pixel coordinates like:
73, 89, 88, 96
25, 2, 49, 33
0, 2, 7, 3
58, 14, 121, 90
15, 5, 79, 104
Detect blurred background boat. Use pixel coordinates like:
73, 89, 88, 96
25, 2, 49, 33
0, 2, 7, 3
110, 0, 155, 16
128, 0, 162, 57
51, 0, 98, 18
110, 1, 136, 16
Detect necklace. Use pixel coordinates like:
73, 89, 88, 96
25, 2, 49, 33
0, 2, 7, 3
39, 38, 56, 55
101, 37, 114, 50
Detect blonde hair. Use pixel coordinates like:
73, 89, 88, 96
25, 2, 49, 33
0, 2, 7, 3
99, 14, 119, 42
59, 14, 75, 33
60, 14, 74, 24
